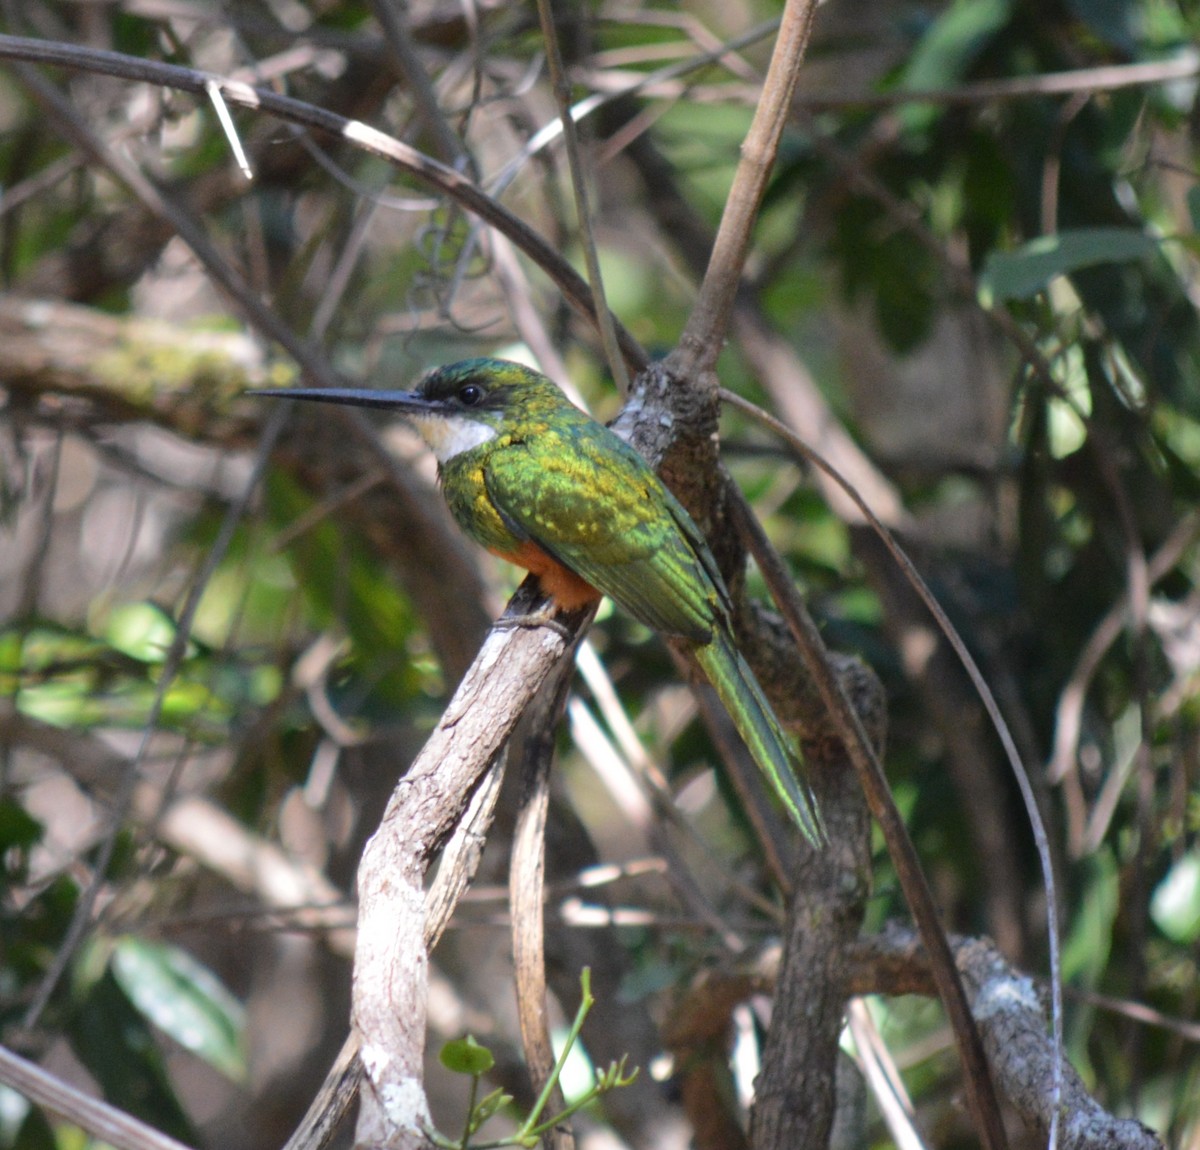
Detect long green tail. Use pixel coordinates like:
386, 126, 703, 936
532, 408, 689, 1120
695, 630, 825, 846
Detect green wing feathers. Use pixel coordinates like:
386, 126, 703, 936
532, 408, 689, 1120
695, 629, 825, 846
478, 415, 824, 843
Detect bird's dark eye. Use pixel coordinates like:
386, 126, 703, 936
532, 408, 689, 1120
458, 384, 484, 406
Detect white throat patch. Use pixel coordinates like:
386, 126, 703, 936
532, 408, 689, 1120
408, 413, 497, 463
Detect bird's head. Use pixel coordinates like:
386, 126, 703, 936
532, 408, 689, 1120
253, 358, 569, 462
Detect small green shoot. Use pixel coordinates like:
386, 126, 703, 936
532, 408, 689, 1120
430, 969, 638, 1150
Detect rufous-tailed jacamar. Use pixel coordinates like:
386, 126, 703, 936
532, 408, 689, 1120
258, 358, 823, 845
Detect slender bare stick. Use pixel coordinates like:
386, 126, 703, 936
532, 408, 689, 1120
0, 1045, 193, 1150
669, 0, 818, 380
534, 0, 629, 393
0, 32, 647, 374
510, 661, 577, 1150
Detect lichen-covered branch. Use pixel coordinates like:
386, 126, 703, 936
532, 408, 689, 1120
845, 929, 1164, 1150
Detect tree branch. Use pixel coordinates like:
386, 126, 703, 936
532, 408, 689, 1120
0, 1045, 193, 1150
351, 590, 596, 1148
668, 0, 818, 381
0, 33, 647, 375
844, 930, 1165, 1150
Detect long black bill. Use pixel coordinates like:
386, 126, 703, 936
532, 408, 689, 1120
251, 387, 433, 414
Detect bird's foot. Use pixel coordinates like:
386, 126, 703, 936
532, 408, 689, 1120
495, 604, 574, 641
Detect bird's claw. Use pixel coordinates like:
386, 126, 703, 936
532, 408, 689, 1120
495, 606, 573, 641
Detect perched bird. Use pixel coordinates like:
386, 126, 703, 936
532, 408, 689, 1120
257, 358, 823, 844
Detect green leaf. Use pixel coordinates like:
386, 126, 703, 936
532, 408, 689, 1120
1, 624, 108, 674
439, 1035, 495, 1076
979, 228, 1158, 304
104, 602, 183, 664
1151, 850, 1200, 943
469, 1087, 512, 1134
902, 0, 1012, 90
67, 967, 198, 1144
110, 936, 246, 1080
1188, 185, 1200, 233
1062, 851, 1118, 985
0, 797, 43, 854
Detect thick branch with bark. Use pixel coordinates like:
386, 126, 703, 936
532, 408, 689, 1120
669, 926, 1164, 1150
851, 930, 1165, 1150
350, 590, 594, 1148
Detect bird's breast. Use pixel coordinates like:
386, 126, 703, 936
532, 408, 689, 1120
439, 454, 520, 553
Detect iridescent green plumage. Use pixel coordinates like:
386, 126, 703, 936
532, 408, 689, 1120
258, 358, 824, 845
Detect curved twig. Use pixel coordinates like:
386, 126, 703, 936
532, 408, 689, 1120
0, 32, 647, 374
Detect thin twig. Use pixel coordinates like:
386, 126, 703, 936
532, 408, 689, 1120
14, 426, 62, 619
1048, 512, 1200, 811
205, 79, 253, 179
669, 0, 818, 380
510, 659, 576, 1150
533, 0, 629, 392
581, 51, 1200, 112
796, 52, 1200, 109
0, 32, 648, 374
847, 999, 927, 1150
0, 1046, 193, 1150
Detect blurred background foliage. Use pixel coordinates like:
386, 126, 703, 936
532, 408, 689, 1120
0, 0, 1198, 1147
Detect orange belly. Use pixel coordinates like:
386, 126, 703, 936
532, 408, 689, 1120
490, 539, 602, 612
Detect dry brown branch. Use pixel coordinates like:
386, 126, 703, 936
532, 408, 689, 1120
747, 664, 874, 1150
668, 0, 819, 381
351, 590, 596, 1148
510, 661, 577, 1150
0, 1045, 193, 1150
727, 487, 1010, 1150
